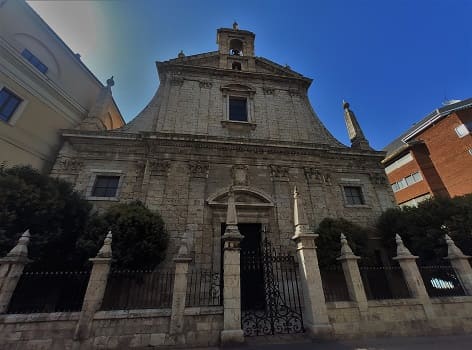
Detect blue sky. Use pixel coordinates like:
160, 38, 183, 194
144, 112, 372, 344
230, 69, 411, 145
29, 0, 471, 150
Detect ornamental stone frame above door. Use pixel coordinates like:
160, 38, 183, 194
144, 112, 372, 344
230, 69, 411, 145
206, 186, 276, 272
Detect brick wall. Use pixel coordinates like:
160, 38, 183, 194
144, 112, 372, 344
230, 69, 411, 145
414, 110, 472, 197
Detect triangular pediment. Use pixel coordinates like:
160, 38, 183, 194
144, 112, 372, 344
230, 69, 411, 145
254, 57, 305, 79
161, 53, 308, 80
165, 52, 220, 68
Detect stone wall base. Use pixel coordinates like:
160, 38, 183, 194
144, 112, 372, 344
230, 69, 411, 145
2, 299, 472, 349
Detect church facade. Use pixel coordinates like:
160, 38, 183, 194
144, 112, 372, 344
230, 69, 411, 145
51, 25, 395, 268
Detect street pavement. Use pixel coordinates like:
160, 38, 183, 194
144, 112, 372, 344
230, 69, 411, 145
192, 334, 472, 350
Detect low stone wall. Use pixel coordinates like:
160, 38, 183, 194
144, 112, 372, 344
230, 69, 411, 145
0, 312, 80, 350
0, 307, 223, 350
89, 306, 222, 349
327, 296, 472, 338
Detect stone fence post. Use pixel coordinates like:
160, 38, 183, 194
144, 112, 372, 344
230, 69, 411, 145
444, 234, 472, 295
220, 188, 245, 345
291, 187, 330, 336
393, 234, 434, 318
0, 230, 31, 313
74, 232, 112, 342
169, 243, 192, 336
336, 233, 368, 314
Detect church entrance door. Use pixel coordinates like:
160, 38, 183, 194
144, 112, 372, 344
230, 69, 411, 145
240, 227, 305, 337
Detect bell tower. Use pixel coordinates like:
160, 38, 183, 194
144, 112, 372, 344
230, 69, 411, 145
217, 22, 256, 71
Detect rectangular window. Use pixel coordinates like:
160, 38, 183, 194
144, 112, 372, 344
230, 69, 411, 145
405, 174, 415, 186
343, 186, 365, 205
229, 97, 247, 121
391, 171, 423, 193
91, 175, 120, 197
412, 172, 422, 182
21, 49, 48, 74
455, 124, 469, 138
392, 183, 400, 192
0, 88, 22, 122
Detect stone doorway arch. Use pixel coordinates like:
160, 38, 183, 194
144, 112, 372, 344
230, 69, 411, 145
206, 186, 276, 272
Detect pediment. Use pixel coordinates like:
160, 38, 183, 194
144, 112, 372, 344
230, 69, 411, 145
207, 186, 274, 208
254, 58, 305, 79
166, 52, 220, 68
220, 83, 256, 94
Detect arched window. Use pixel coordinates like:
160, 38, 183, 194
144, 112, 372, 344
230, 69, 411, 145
232, 62, 242, 70
229, 39, 243, 56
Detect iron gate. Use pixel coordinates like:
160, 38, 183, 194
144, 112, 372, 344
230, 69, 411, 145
240, 236, 304, 336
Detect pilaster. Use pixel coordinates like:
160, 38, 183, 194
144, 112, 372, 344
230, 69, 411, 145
74, 232, 112, 342
393, 234, 434, 318
444, 234, 472, 295
291, 187, 331, 336
336, 233, 367, 314
0, 230, 31, 313
169, 242, 192, 336
220, 188, 245, 345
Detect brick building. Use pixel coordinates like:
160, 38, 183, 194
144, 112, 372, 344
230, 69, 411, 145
383, 98, 472, 207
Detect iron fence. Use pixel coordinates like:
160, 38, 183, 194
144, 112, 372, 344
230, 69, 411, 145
320, 266, 350, 302
186, 269, 222, 307
419, 265, 466, 297
101, 269, 174, 310
360, 265, 410, 300
7, 271, 90, 314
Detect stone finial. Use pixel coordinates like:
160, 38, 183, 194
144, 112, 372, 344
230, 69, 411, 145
178, 50, 185, 58
96, 231, 112, 258
445, 234, 469, 259
7, 229, 31, 258
293, 186, 311, 236
106, 76, 114, 88
177, 231, 193, 258
342, 100, 371, 150
225, 187, 238, 226
337, 233, 359, 260
394, 234, 416, 259
233, 21, 239, 30
340, 233, 354, 254
222, 187, 243, 240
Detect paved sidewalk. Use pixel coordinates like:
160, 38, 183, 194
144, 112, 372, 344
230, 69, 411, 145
191, 334, 472, 350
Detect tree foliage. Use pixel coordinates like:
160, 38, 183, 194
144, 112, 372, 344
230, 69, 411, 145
0, 166, 92, 269
377, 195, 472, 264
315, 218, 371, 269
0, 166, 168, 270
77, 201, 168, 269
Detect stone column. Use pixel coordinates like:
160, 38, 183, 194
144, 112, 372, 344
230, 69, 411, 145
220, 188, 245, 345
74, 232, 112, 342
444, 234, 472, 295
393, 234, 434, 318
291, 187, 331, 336
169, 240, 192, 336
0, 230, 31, 313
336, 233, 368, 314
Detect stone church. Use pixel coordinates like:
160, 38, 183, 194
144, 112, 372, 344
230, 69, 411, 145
51, 24, 395, 269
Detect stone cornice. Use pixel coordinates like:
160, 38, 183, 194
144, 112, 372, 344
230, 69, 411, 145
0, 37, 87, 123
157, 61, 312, 90
61, 129, 385, 160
